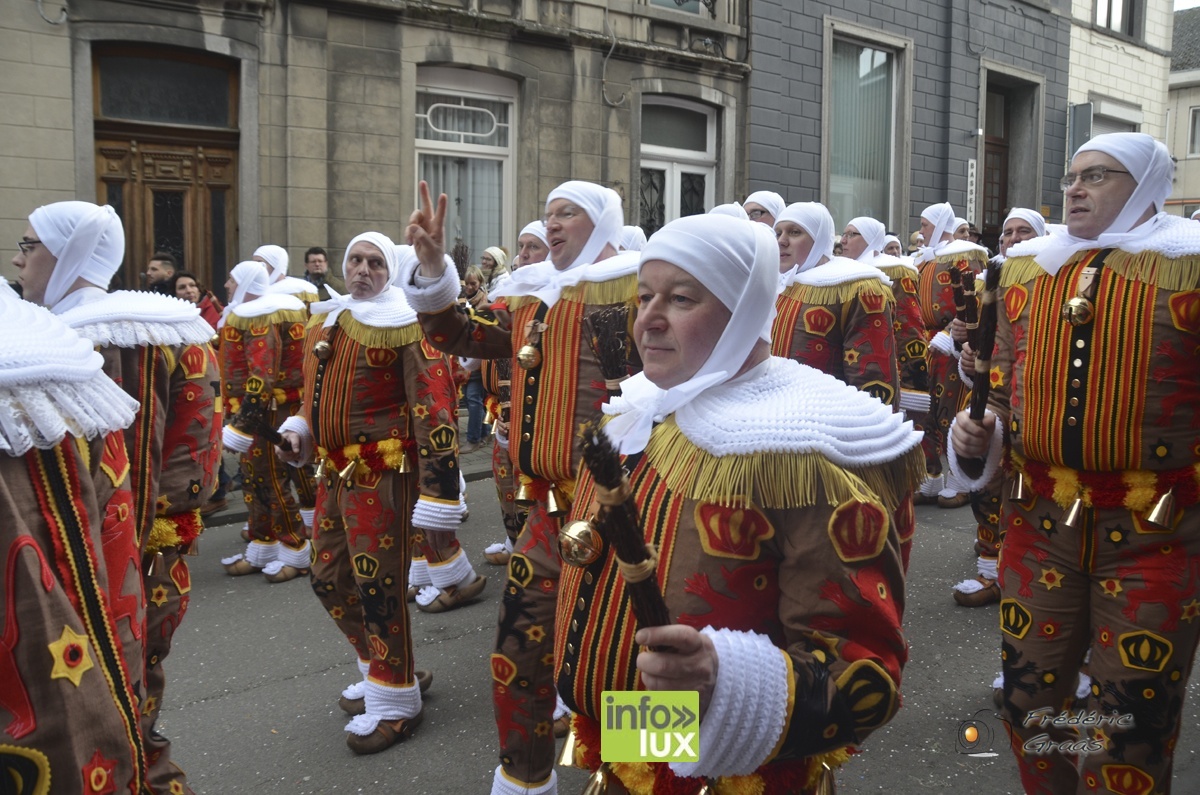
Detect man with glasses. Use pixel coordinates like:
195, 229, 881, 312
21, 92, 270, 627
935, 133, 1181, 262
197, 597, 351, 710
403, 180, 638, 795
743, 189, 785, 226
13, 200, 220, 795
952, 133, 1200, 794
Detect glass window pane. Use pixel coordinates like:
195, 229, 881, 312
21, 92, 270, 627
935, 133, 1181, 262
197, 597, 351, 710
680, 172, 706, 218
642, 104, 708, 151
985, 92, 1006, 139
416, 91, 510, 147
152, 190, 186, 267
211, 189, 228, 301
640, 169, 667, 237
418, 154, 503, 262
98, 56, 232, 128
829, 38, 894, 225
1190, 109, 1200, 156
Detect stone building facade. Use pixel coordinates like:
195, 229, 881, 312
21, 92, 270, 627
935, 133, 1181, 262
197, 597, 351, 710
1167, 6, 1200, 218
1, 0, 749, 296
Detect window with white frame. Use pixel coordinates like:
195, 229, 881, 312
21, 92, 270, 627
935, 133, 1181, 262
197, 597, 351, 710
639, 97, 716, 236
1095, 0, 1140, 37
1190, 108, 1200, 156
828, 37, 898, 227
415, 68, 516, 262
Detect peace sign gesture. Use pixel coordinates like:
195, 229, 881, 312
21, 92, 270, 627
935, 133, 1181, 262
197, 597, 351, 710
406, 180, 449, 278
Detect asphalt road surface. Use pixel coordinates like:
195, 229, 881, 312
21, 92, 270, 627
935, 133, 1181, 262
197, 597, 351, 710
161, 494, 1200, 794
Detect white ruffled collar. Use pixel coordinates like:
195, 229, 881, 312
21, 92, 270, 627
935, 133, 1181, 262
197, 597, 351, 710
491, 251, 639, 307
231, 292, 306, 319
310, 285, 417, 329
57, 290, 215, 348
1006, 212, 1200, 274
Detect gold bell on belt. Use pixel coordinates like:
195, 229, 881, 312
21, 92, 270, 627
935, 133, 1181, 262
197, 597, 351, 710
516, 343, 542, 370
1060, 295, 1094, 326
559, 519, 603, 567
313, 340, 333, 360
545, 485, 571, 516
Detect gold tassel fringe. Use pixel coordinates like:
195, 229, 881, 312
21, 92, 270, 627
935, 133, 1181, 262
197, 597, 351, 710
336, 315, 423, 348
788, 277, 895, 308
224, 309, 309, 331
642, 418, 927, 512
506, 273, 638, 312
1002, 251, 1200, 292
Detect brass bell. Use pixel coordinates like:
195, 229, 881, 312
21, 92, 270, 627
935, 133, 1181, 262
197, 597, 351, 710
516, 344, 543, 370
313, 340, 333, 360
545, 485, 571, 517
581, 764, 610, 795
1060, 495, 1084, 529
559, 520, 603, 567
145, 551, 164, 577
813, 762, 836, 795
557, 726, 579, 768
395, 451, 413, 474
1060, 296, 1094, 326
314, 458, 328, 481
1146, 487, 1177, 529
184, 539, 200, 557
1009, 471, 1029, 502
338, 458, 360, 485
515, 481, 536, 506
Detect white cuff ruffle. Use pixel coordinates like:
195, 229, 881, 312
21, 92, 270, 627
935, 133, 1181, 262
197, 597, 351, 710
898, 389, 930, 415
669, 627, 789, 779
928, 330, 955, 357
408, 556, 431, 587
426, 548, 474, 590
401, 261, 461, 314
490, 767, 557, 795
947, 411, 1004, 493
223, 424, 254, 454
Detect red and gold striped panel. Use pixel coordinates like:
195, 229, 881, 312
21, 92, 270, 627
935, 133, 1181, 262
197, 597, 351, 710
771, 287, 804, 358
556, 459, 685, 720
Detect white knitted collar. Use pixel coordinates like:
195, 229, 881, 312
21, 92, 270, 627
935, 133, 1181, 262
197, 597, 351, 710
492, 250, 639, 306
787, 256, 890, 288
57, 290, 215, 349
669, 357, 923, 466
268, 276, 320, 298
1006, 212, 1200, 270
232, 292, 306, 319
311, 285, 418, 329
870, 253, 917, 273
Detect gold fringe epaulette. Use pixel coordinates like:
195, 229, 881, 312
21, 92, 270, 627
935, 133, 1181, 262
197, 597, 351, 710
224, 308, 308, 330
879, 264, 916, 282
307, 313, 327, 329
508, 272, 639, 310
642, 417, 927, 512
337, 314, 423, 348
1002, 251, 1200, 292
787, 277, 895, 308
928, 247, 990, 269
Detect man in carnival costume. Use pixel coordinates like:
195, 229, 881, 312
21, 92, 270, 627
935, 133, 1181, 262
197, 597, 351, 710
15, 200, 220, 795
276, 231, 467, 754
953, 133, 1200, 794
0, 289, 147, 794
404, 180, 640, 795
557, 214, 926, 794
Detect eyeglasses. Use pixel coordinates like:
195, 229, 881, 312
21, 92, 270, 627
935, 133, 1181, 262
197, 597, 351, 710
842, 231, 862, 239
543, 205, 583, 225
747, 209, 770, 220
1059, 166, 1131, 190
17, 239, 41, 254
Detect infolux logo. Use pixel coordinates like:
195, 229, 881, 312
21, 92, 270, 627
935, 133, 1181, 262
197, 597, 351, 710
600, 691, 700, 763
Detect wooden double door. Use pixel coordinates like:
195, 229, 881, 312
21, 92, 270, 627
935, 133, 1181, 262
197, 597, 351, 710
96, 134, 237, 301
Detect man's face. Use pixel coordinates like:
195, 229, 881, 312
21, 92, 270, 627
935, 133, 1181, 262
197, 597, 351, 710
840, 225, 868, 260
744, 203, 775, 227
953, 223, 970, 240
633, 260, 731, 390
225, 276, 238, 296
544, 199, 595, 269
344, 241, 390, 299
776, 221, 814, 273
305, 253, 327, 275
1064, 150, 1138, 240
884, 240, 903, 257
12, 225, 56, 306
918, 217, 935, 244
516, 234, 548, 268
146, 259, 174, 286
999, 217, 1040, 256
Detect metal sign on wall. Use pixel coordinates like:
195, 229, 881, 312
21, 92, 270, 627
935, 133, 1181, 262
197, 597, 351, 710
966, 158, 977, 225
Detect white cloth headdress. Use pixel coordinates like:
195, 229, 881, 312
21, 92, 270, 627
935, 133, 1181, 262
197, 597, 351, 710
619, 225, 648, 251
1191, 208, 1200, 221
848, 216, 886, 260
1034, 133, 1175, 273
254, 244, 289, 282
492, 181, 623, 307
744, 191, 786, 220
311, 232, 402, 327
519, 220, 549, 247
776, 202, 835, 278
953, 217, 969, 233
219, 260, 270, 328
603, 215, 778, 455
1003, 208, 1046, 238
882, 234, 901, 252
709, 203, 750, 220
29, 201, 125, 309
916, 202, 957, 261
0, 292, 139, 455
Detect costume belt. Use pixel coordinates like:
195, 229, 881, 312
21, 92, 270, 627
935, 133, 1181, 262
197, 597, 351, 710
1012, 451, 1200, 513
317, 437, 415, 483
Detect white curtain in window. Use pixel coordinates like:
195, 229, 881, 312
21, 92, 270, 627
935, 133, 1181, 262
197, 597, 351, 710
829, 39, 894, 226
418, 154, 504, 261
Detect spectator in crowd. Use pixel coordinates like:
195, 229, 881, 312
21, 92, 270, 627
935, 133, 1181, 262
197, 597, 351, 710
303, 245, 345, 300
145, 251, 177, 295
171, 270, 224, 329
